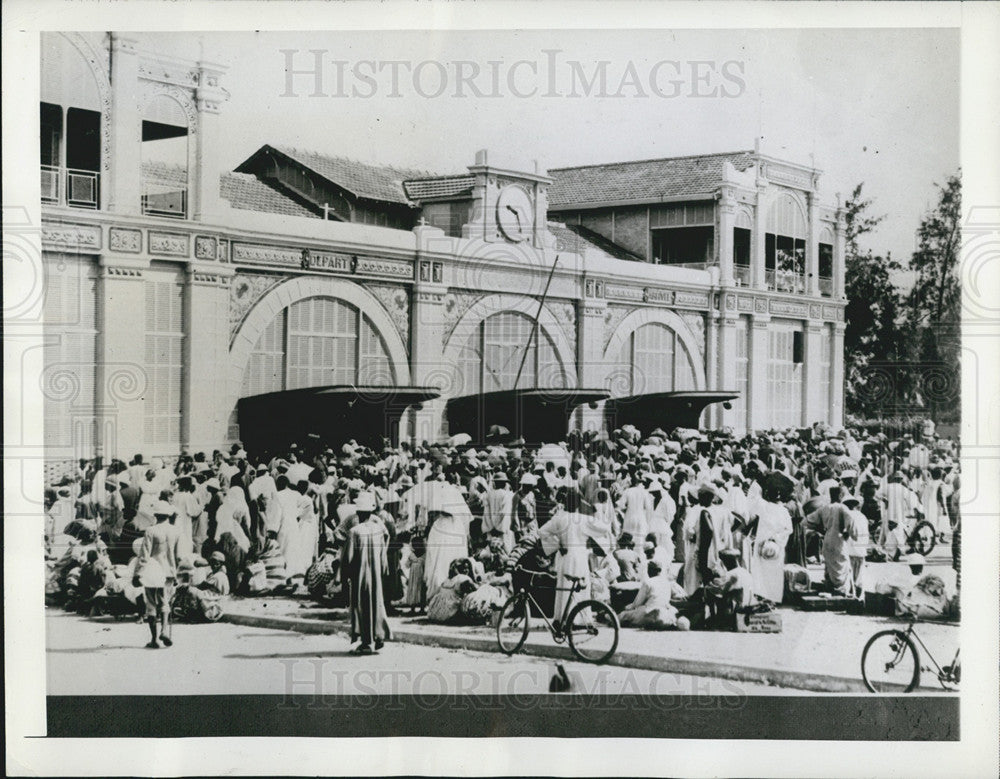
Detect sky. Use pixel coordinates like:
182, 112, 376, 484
140, 28, 959, 268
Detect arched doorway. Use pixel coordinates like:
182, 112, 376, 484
228, 277, 416, 454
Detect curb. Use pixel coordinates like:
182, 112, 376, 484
222, 611, 886, 694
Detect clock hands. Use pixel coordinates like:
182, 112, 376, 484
505, 203, 524, 235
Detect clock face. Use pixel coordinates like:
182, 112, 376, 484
496, 185, 534, 242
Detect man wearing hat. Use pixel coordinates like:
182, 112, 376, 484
680, 482, 733, 596
133, 500, 181, 648
341, 491, 391, 655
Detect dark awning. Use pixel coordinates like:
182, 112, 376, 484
603, 390, 739, 434
446, 388, 609, 445
238, 385, 440, 456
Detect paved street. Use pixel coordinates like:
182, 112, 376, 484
46, 610, 783, 697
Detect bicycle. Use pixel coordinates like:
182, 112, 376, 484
861, 615, 960, 693
496, 571, 620, 664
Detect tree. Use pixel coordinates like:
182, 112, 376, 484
842, 184, 909, 416
905, 174, 961, 422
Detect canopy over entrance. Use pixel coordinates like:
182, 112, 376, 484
446, 388, 609, 445
603, 391, 739, 434
238, 385, 440, 457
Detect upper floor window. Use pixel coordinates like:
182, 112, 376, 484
765, 193, 807, 293
818, 225, 835, 297
40, 34, 104, 210
649, 202, 715, 268
141, 95, 189, 219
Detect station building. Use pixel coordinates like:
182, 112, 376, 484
38, 32, 847, 475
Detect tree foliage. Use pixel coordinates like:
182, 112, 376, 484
905, 174, 962, 421
843, 184, 908, 415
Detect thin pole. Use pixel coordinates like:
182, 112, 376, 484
514, 254, 559, 390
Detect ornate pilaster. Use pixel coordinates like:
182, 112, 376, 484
806, 190, 820, 296
193, 60, 229, 221
410, 225, 449, 444
802, 320, 824, 426
109, 34, 142, 216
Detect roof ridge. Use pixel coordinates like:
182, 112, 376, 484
549, 150, 756, 172
269, 143, 436, 178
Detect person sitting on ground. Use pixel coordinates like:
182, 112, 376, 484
587, 536, 620, 606
426, 558, 479, 624
704, 548, 754, 626
618, 561, 678, 630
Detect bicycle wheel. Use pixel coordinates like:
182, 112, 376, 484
861, 630, 920, 693
496, 593, 530, 656
566, 600, 619, 664
910, 521, 937, 556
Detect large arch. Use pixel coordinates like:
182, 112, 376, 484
228, 275, 411, 409
442, 293, 577, 390
602, 308, 707, 391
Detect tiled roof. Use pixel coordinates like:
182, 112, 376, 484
546, 222, 644, 262
220, 172, 322, 219
548, 151, 756, 208
403, 175, 475, 201
141, 160, 188, 186
267, 145, 433, 205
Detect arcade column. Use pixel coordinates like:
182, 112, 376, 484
717, 313, 739, 430
96, 256, 150, 460
831, 322, 846, 429
802, 320, 823, 426
746, 312, 770, 432
182, 261, 234, 454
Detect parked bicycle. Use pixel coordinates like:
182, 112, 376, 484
496, 571, 620, 664
861, 615, 959, 693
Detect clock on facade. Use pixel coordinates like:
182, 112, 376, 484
496, 184, 534, 242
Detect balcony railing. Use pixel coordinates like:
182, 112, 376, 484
733, 263, 751, 287
41, 165, 100, 209
818, 276, 834, 297
141, 176, 188, 219
765, 269, 806, 294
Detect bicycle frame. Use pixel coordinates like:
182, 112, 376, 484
515, 578, 585, 639
901, 620, 961, 685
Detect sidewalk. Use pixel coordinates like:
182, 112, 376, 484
222, 593, 960, 694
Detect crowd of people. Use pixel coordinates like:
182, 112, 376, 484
45, 419, 961, 652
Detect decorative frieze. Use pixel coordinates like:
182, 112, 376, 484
809, 303, 822, 319
737, 295, 754, 312
355, 257, 412, 279
604, 283, 644, 302
584, 278, 605, 299
108, 227, 142, 253
755, 298, 768, 313
674, 290, 710, 308
195, 235, 218, 260
102, 265, 144, 279
42, 223, 101, 251
231, 242, 302, 267
190, 271, 231, 287
149, 231, 189, 257
770, 299, 809, 318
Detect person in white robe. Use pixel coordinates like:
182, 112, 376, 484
681, 484, 733, 596
538, 490, 609, 623
616, 474, 652, 543
748, 492, 793, 603
421, 483, 473, 601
